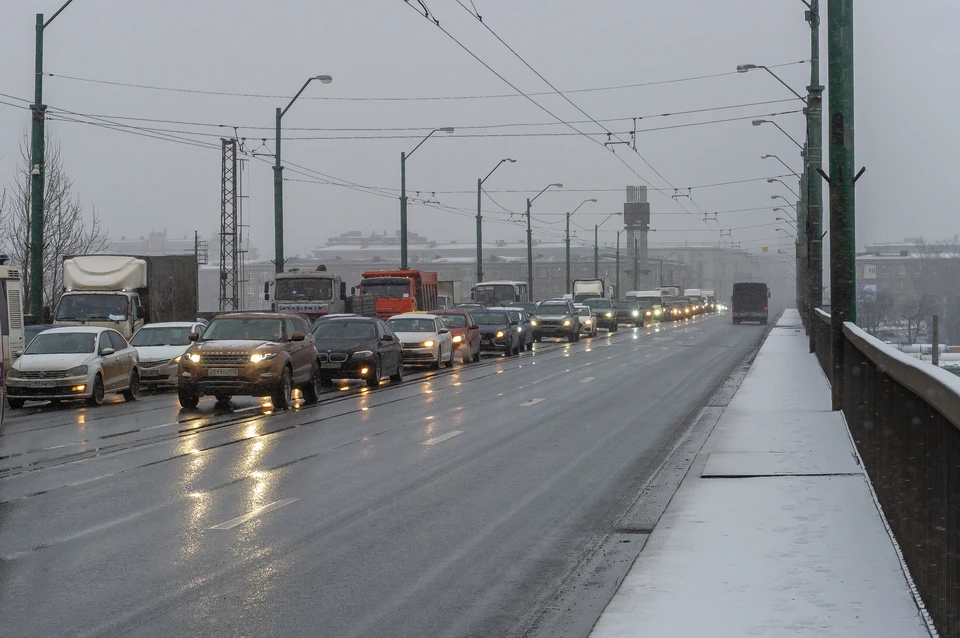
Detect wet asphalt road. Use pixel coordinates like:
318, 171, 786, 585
0, 314, 765, 638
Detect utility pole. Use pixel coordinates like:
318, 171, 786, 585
29, 1, 75, 319
594, 224, 599, 278
827, 0, 858, 410
797, 159, 808, 326
477, 158, 516, 283
806, 0, 825, 353
634, 238, 639, 290
932, 314, 940, 367
400, 127, 454, 271
615, 231, 621, 299
565, 212, 571, 294
526, 198, 534, 301
220, 138, 240, 311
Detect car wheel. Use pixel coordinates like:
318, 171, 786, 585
389, 357, 404, 382
86, 374, 105, 406
432, 349, 442, 370
302, 363, 321, 403
612, 323, 619, 332
367, 357, 382, 387
272, 367, 293, 409
214, 393, 233, 405
526, 340, 533, 351
122, 371, 140, 402
178, 389, 199, 409
7, 397, 25, 409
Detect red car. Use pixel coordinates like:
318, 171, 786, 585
430, 309, 481, 363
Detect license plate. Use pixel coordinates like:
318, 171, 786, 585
321, 362, 341, 370
141, 370, 162, 378
31, 380, 56, 388
208, 368, 239, 377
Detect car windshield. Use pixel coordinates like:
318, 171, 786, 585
387, 318, 437, 333
361, 280, 411, 298
634, 298, 657, 309
516, 302, 537, 314
473, 284, 517, 306
471, 310, 509, 325
312, 321, 377, 340
616, 301, 639, 310
438, 314, 467, 328
56, 294, 129, 321
584, 298, 612, 309
131, 326, 194, 347
537, 304, 569, 316
275, 277, 334, 301
577, 307, 591, 317
24, 332, 96, 355
24, 325, 54, 346
506, 311, 523, 323
202, 318, 284, 342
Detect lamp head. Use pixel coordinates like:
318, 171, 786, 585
551, 183, 563, 188
737, 64, 757, 73
313, 75, 333, 84
752, 119, 766, 126
506, 158, 517, 163
438, 127, 455, 134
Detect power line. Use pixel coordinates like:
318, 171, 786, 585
43, 60, 807, 102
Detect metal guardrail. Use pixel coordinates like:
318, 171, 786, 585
814, 308, 960, 635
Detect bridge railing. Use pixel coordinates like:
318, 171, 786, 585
814, 309, 960, 635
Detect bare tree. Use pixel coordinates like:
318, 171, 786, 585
898, 294, 940, 345
2, 134, 108, 314
858, 289, 895, 337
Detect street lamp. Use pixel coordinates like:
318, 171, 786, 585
772, 207, 797, 223
28, 0, 77, 318
768, 177, 800, 199
775, 227, 794, 237
761, 154, 800, 178
400, 127, 455, 269
273, 74, 333, 273
771, 195, 797, 210
526, 183, 563, 300
736, 64, 807, 103
476, 158, 516, 283
565, 198, 597, 293
752, 119, 803, 150
777, 217, 798, 228
594, 212, 622, 278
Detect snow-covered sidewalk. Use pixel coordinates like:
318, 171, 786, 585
590, 309, 932, 638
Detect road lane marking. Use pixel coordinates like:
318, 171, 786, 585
520, 398, 545, 407
209, 498, 299, 530
580, 377, 596, 383
423, 430, 463, 446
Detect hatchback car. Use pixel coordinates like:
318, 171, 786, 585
533, 300, 580, 342
6, 326, 140, 408
131, 321, 207, 387
503, 307, 535, 351
575, 304, 598, 337
615, 299, 642, 326
583, 298, 617, 332
471, 308, 521, 355
431, 309, 481, 363
177, 313, 320, 409
311, 316, 403, 387
387, 313, 455, 369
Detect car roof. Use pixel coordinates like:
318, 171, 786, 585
137, 322, 201, 328
500, 306, 524, 312
320, 316, 377, 322
389, 313, 440, 320
209, 312, 287, 320
38, 326, 111, 335
431, 308, 470, 315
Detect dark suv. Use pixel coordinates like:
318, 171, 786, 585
584, 297, 618, 332
533, 300, 580, 342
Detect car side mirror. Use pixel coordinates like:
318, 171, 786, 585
291, 332, 306, 342
100, 347, 115, 356
509, 321, 518, 326
381, 334, 395, 342
470, 325, 479, 331
189, 332, 200, 342
438, 328, 450, 334
768, 290, 772, 299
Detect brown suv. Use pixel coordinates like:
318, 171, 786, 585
177, 313, 320, 409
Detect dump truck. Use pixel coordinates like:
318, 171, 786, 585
265, 266, 375, 323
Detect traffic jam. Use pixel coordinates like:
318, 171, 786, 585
0, 257, 724, 415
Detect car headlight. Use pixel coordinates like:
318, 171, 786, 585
495, 331, 505, 338
352, 350, 374, 359
584, 319, 592, 325
6, 368, 21, 379
421, 340, 435, 348
452, 335, 463, 343
530, 320, 538, 327
172, 355, 181, 364
632, 310, 640, 317
645, 311, 652, 316
249, 352, 278, 363
187, 353, 201, 363
562, 319, 571, 326
654, 309, 662, 316
65, 365, 88, 376
605, 312, 613, 318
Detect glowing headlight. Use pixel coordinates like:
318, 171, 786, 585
495, 331, 505, 338
421, 340, 435, 348
562, 319, 571, 326
250, 352, 278, 363
530, 320, 538, 326
604, 312, 613, 318
645, 311, 652, 316
584, 319, 592, 325
452, 335, 463, 343
187, 353, 201, 363
517, 326, 523, 333
654, 309, 662, 316
632, 310, 640, 317
172, 355, 181, 364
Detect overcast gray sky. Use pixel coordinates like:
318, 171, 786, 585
1, 0, 957, 265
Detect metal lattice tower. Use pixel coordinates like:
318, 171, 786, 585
219, 138, 240, 311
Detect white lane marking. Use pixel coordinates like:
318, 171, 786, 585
580, 377, 596, 383
618, 362, 631, 367
142, 422, 179, 431
520, 398, 546, 407
232, 406, 263, 413
209, 498, 299, 530
423, 430, 464, 446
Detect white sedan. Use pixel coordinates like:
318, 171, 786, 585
130, 321, 207, 387
5, 326, 140, 408
386, 313, 455, 369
